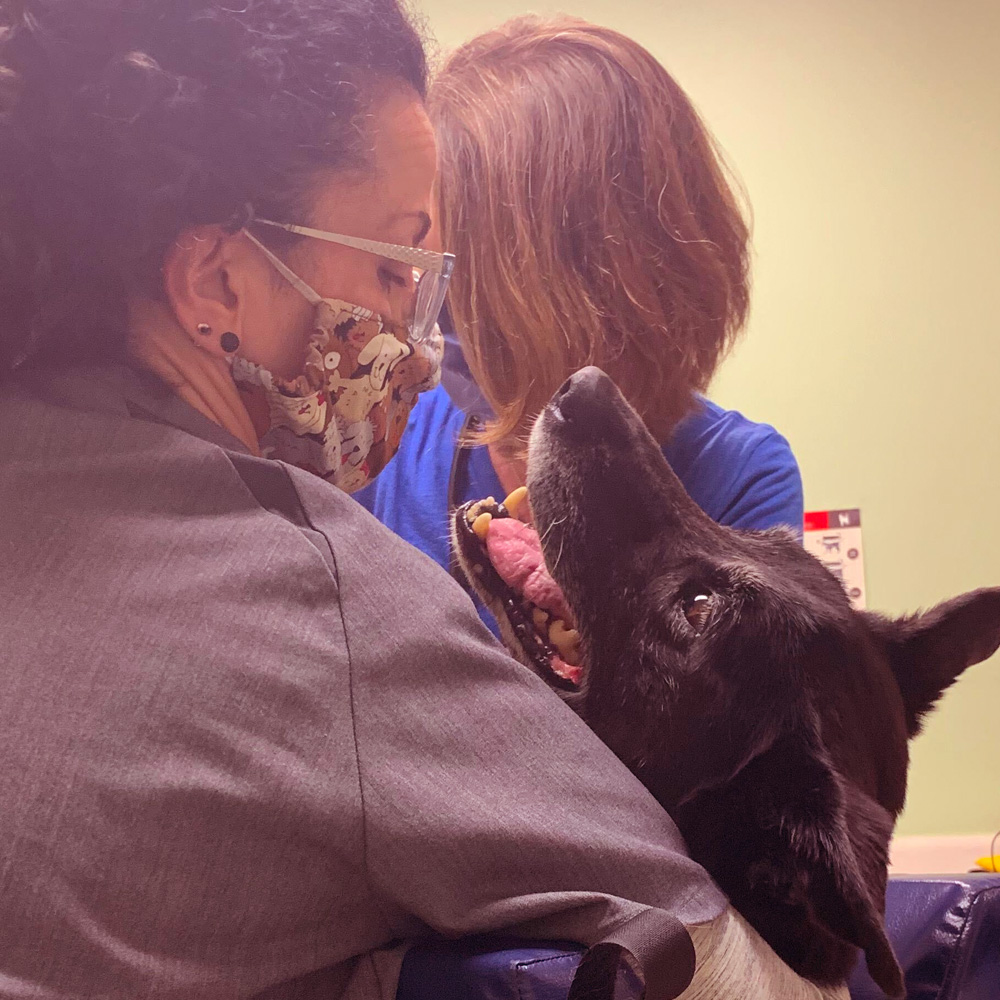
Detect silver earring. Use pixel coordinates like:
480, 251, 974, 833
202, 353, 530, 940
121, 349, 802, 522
196, 323, 212, 336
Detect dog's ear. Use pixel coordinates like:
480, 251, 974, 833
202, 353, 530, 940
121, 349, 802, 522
866, 587, 1000, 736
761, 740, 904, 997
803, 780, 904, 998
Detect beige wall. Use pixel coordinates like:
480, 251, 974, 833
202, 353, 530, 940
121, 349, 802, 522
417, 0, 1000, 838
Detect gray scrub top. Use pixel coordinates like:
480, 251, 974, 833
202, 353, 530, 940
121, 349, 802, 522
0, 365, 725, 999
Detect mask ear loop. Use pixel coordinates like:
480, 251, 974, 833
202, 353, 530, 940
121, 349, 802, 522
242, 229, 324, 308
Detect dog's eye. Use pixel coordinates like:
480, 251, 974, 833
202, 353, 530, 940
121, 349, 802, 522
683, 593, 713, 634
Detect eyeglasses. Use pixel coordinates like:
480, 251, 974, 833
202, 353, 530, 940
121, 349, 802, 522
250, 218, 455, 345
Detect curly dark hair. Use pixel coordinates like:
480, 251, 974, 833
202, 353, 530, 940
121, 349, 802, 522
0, 0, 427, 371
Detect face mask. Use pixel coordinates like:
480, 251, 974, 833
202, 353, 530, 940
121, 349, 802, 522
232, 231, 443, 492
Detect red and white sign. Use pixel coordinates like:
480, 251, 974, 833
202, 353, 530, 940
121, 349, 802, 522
803, 508, 866, 609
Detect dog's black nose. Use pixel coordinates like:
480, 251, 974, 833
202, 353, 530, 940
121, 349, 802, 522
552, 367, 616, 434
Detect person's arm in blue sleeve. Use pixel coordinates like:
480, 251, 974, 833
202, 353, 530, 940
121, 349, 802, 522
716, 429, 804, 539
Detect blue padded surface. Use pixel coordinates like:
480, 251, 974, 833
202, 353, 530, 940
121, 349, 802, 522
396, 937, 587, 1000
849, 873, 1000, 1000
398, 874, 1000, 1000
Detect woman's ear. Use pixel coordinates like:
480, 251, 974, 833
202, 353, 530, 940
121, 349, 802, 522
162, 225, 251, 359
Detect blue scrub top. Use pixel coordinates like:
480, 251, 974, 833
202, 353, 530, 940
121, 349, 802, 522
357, 329, 804, 633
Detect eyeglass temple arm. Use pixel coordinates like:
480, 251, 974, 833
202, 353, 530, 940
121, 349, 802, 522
254, 219, 454, 276
242, 230, 324, 306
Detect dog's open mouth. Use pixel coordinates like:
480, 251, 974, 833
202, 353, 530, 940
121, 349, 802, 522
453, 488, 583, 690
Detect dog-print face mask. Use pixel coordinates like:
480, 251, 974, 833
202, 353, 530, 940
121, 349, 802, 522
232, 232, 443, 492
232, 299, 442, 492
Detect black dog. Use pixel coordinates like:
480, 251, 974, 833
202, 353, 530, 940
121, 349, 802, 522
453, 367, 1000, 997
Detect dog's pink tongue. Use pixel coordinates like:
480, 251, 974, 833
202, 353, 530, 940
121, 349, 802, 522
484, 518, 573, 625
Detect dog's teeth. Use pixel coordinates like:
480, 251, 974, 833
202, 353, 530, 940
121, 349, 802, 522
532, 607, 548, 631
502, 486, 528, 519
555, 643, 581, 667
472, 512, 492, 540
549, 620, 581, 664
559, 646, 582, 667
549, 619, 577, 642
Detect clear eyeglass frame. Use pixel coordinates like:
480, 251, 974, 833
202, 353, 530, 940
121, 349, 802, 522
252, 218, 455, 345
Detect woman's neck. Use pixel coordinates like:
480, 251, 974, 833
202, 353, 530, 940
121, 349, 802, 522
128, 300, 261, 455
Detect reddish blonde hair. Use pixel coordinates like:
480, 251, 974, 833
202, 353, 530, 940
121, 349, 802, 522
429, 15, 751, 450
